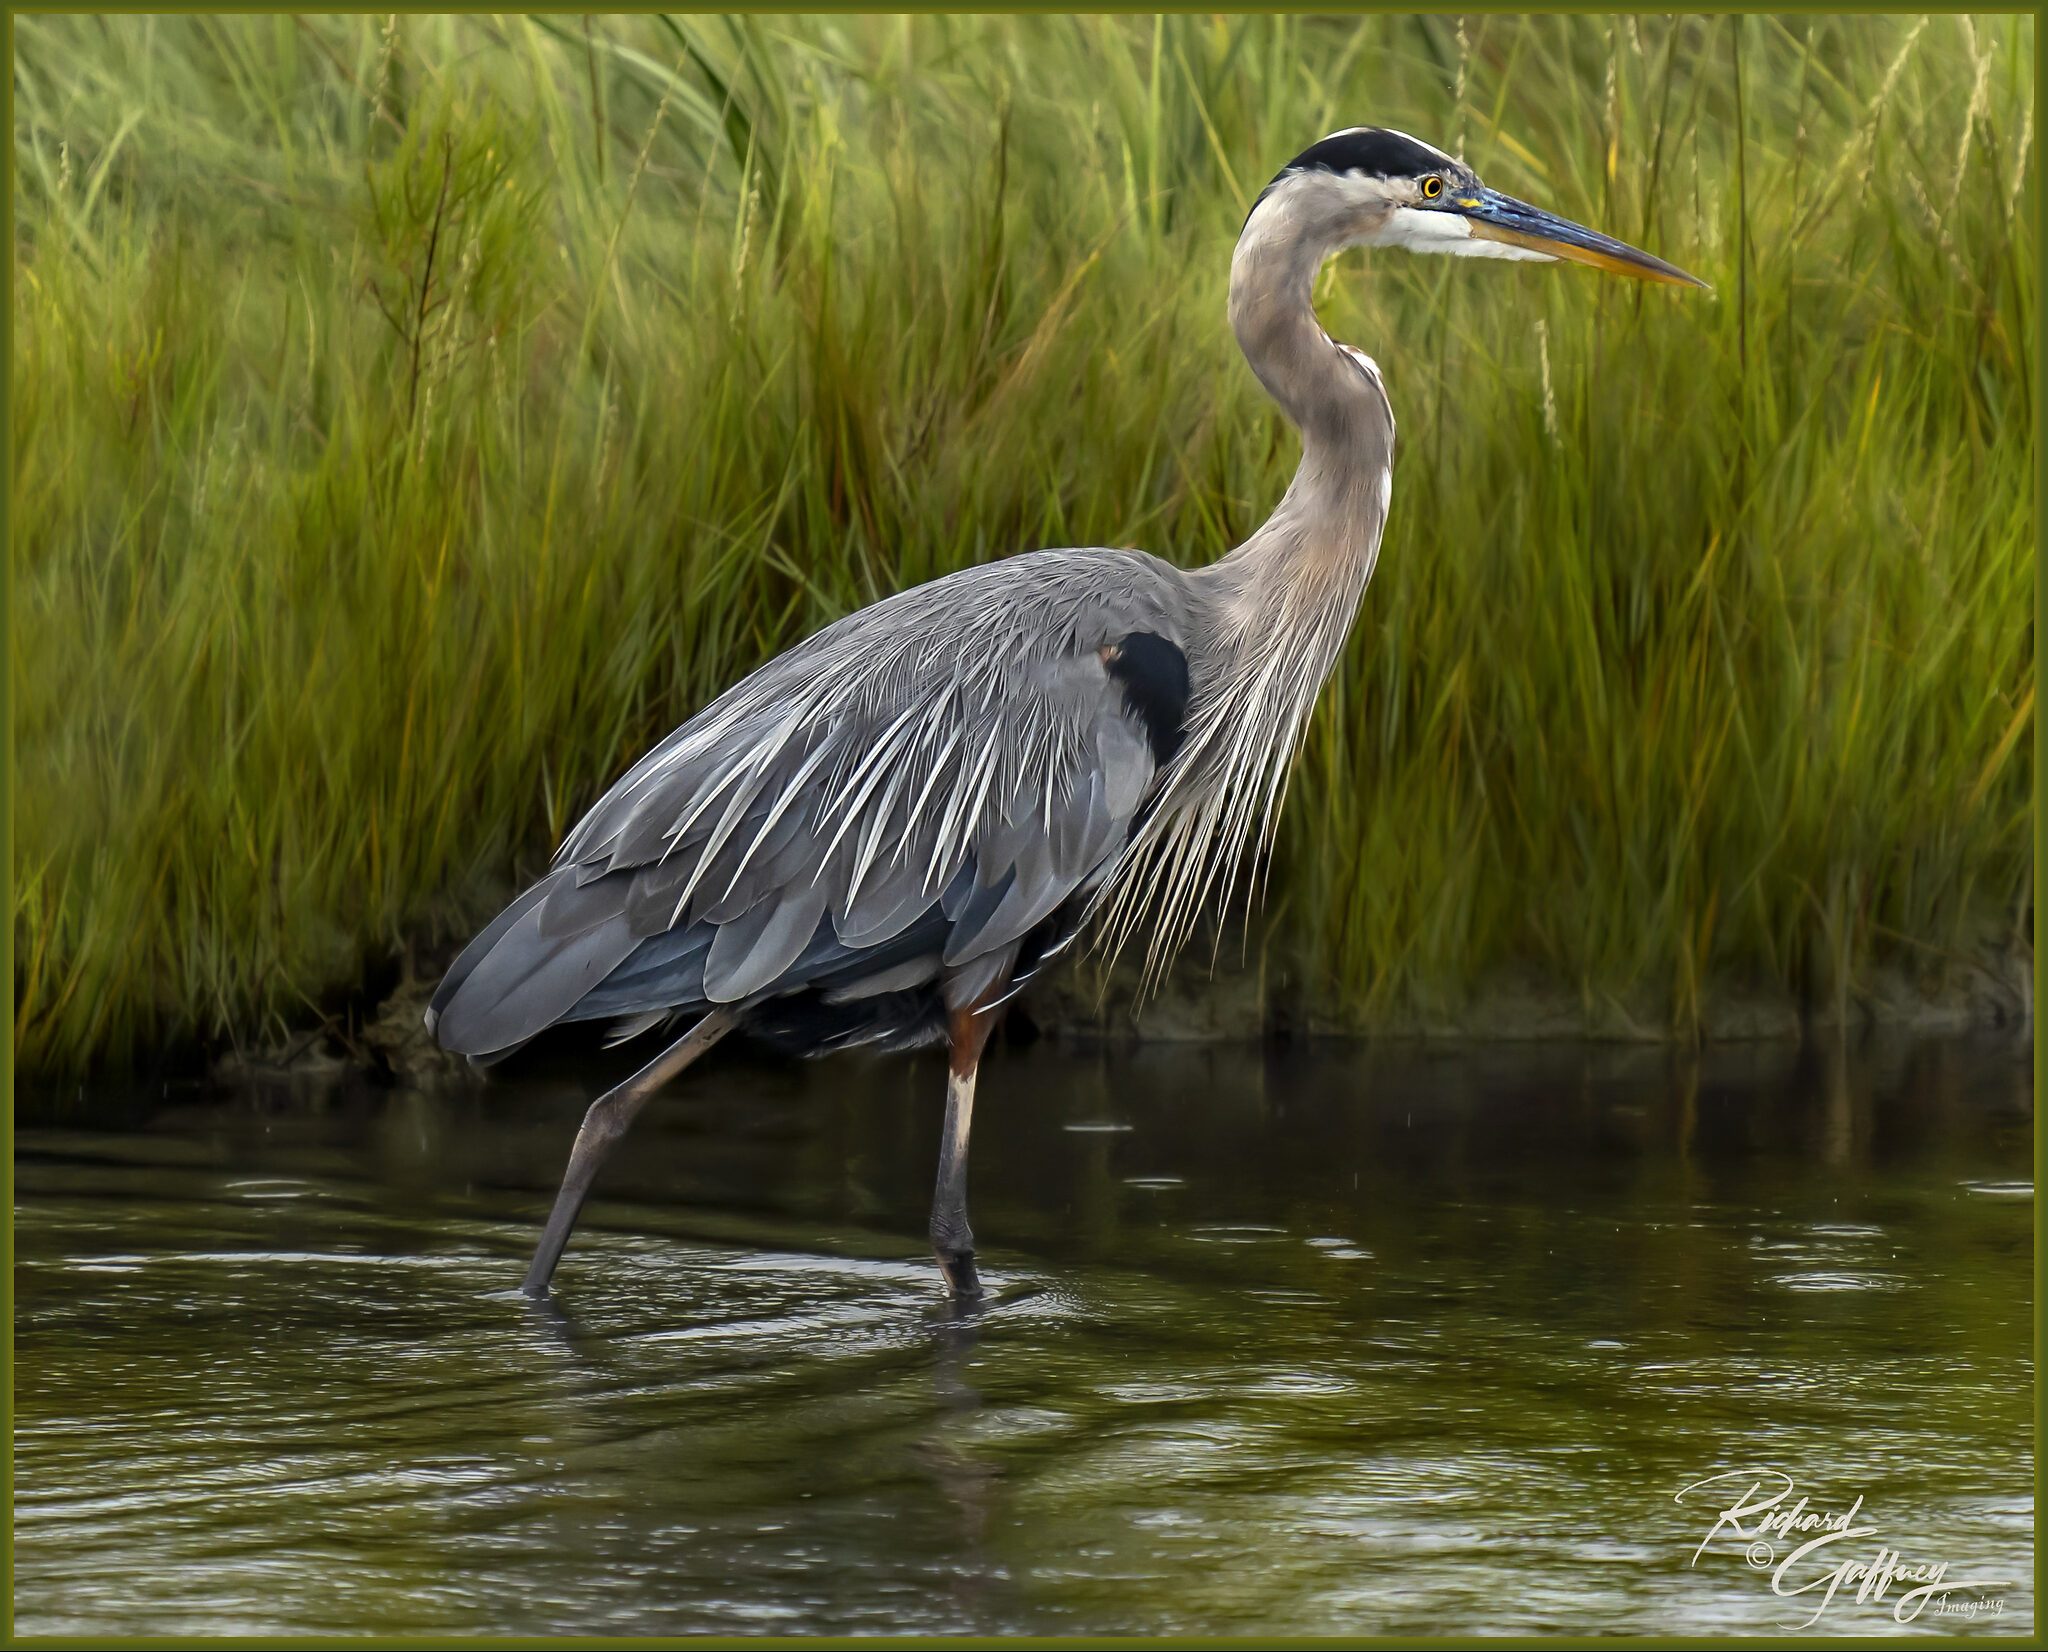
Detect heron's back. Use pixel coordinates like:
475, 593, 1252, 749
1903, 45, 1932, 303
427, 549, 1198, 1060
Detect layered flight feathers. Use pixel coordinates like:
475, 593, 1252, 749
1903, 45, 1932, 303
428, 550, 1195, 1058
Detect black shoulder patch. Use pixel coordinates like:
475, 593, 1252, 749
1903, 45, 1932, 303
1103, 631, 1190, 766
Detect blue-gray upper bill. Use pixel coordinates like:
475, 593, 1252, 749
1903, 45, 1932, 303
1453, 186, 1706, 288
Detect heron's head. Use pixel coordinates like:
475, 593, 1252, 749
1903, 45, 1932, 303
1247, 126, 1704, 288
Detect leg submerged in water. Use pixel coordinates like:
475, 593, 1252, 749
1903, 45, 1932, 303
522, 1009, 734, 1298
930, 993, 1004, 1301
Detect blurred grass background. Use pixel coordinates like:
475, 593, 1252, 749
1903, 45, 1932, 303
12, 13, 2034, 1077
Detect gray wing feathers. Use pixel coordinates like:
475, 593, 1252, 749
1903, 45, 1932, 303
433, 550, 1193, 1055
432, 872, 640, 1056
702, 884, 828, 1002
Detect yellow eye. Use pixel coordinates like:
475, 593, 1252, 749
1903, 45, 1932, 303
1422, 175, 1444, 200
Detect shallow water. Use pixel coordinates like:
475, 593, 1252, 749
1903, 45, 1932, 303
14, 1034, 2034, 1636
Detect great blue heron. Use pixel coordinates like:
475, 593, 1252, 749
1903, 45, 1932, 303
428, 127, 1701, 1301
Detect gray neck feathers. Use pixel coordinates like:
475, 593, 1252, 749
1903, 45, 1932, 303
1095, 178, 1397, 983
1216, 182, 1396, 608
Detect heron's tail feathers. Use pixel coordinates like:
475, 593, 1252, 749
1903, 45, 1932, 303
426, 867, 641, 1061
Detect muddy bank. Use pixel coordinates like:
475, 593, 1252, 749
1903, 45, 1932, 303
218, 923, 2033, 1089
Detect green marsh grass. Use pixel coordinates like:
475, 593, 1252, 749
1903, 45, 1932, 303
12, 14, 2035, 1075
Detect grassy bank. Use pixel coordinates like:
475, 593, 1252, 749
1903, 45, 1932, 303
13, 14, 2034, 1076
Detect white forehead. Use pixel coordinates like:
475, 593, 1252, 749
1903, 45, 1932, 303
1248, 174, 1556, 266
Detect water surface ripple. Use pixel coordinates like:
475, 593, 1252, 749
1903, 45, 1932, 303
15, 1036, 2033, 1635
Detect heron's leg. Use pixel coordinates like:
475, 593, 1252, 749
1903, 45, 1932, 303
522, 1009, 735, 1299
931, 992, 1005, 1301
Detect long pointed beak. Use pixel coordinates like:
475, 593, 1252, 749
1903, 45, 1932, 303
1456, 186, 1706, 288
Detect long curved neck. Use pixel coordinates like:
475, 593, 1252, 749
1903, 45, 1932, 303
1199, 190, 1396, 636
1094, 178, 1401, 988
1093, 193, 1400, 983
1228, 205, 1385, 447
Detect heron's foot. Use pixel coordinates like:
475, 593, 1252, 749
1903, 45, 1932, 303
936, 1245, 984, 1301
931, 1212, 983, 1300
